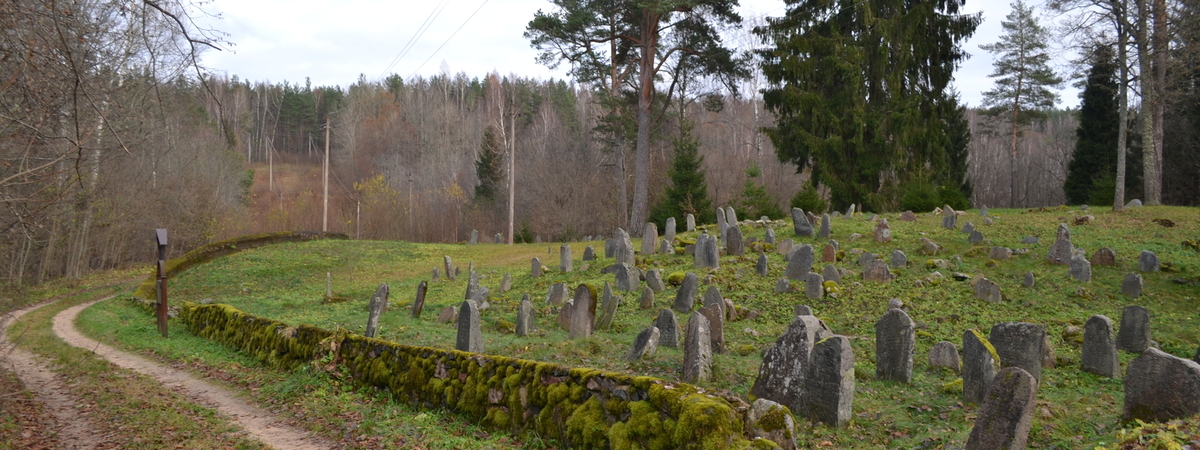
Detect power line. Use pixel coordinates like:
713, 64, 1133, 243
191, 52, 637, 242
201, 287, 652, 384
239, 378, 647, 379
378, 0, 452, 80
408, 0, 491, 79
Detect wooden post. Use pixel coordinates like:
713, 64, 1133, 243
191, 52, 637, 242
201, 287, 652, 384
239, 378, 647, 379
154, 229, 168, 338
323, 116, 330, 233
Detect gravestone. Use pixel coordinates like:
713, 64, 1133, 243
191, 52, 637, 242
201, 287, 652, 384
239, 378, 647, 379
845, 204, 855, 218
794, 305, 813, 316
465, 270, 480, 300
1138, 250, 1160, 272
900, 210, 917, 221
929, 341, 960, 372
807, 212, 819, 230
989, 247, 1013, 260
961, 221, 975, 235
546, 282, 568, 305
326, 272, 332, 298
774, 278, 791, 293
365, 283, 390, 338
965, 367, 1038, 450
642, 222, 658, 255
805, 273, 824, 300
556, 301, 574, 329
613, 228, 635, 265
693, 233, 717, 269
876, 309, 916, 383
432, 267, 439, 282
980, 205, 988, 216
531, 257, 542, 278
1117, 305, 1151, 353
874, 219, 892, 243
968, 230, 984, 245
1047, 233, 1073, 265
582, 246, 595, 261
1122, 348, 1200, 422
645, 269, 665, 292
1082, 315, 1119, 378
659, 239, 672, 255
862, 259, 893, 283
807, 335, 855, 427
516, 294, 535, 337
942, 210, 957, 230
604, 238, 615, 259
613, 263, 638, 292
751, 316, 828, 413
1122, 273, 1143, 298
1021, 236, 1039, 245
655, 309, 680, 348
890, 249, 907, 268
665, 217, 677, 243
818, 214, 832, 238
700, 303, 725, 354
595, 284, 621, 330
716, 207, 727, 237
560, 245, 573, 273
444, 255, 455, 281
756, 253, 769, 276
1070, 254, 1092, 282
989, 322, 1046, 381
786, 244, 814, 280
703, 285, 724, 317
821, 243, 837, 263
1022, 271, 1035, 288
682, 312, 712, 383
455, 300, 483, 353
777, 239, 794, 256
1090, 247, 1117, 266
639, 287, 654, 310
919, 238, 941, 255
974, 278, 1002, 303
746, 399, 798, 450
412, 281, 428, 318
1126, 199, 1143, 207
469, 230, 478, 244
765, 228, 776, 244
963, 329, 998, 405
569, 284, 595, 339
685, 214, 695, 231
726, 206, 738, 226
500, 273, 512, 293
887, 298, 904, 310
624, 326, 660, 361
792, 208, 814, 237
823, 264, 841, 284
673, 272, 699, 312
726, 225, 745, 256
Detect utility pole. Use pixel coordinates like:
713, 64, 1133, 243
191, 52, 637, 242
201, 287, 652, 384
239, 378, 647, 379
323, 116, 330, 233
507, 102, 516, 245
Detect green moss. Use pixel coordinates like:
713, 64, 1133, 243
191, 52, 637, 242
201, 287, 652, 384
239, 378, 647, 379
667, 271, 687, 286
969, 329, 1002, 369
749, 438, 782, 449
755, 404, 791, 436
565, 397, 609, 449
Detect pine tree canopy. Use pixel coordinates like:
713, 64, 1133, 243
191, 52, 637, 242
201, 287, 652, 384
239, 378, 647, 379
980, 0, 1063, 125
650, 124, 714, 228
1064, 45, 1120, 205
474, 126, 505, 203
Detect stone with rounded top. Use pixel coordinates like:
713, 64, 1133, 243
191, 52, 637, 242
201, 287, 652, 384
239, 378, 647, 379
965, 367, 1038, 450
876, 309, 916, 383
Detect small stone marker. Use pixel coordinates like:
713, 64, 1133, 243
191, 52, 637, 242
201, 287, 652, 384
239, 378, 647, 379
726, 225, 745, 256
1122, 273, 1143, 297
614, 228, 635, 265
673, 272, 699, 312
1022, 271, 1035, 288
794, 305, 813, 316
786, 244, 814, 280
942, 210, 957, 230
929, 341, 960, 372
965, 367, 1038, 450
655, 309, 680, 348
716, 207, 727, 236
961, 221, 975, 235
465, 270, 480, 300
989, 247, 1012, 260
595, 284, 620, 330
639, 287, 654, 310
682, 312, 712, 383
659, 239, 672, 254
980, 205, 988, 216
432, 267, 439, 282
805, 272, 824, 300
765, 228, 776, 244
1126, 198, 1143, 207
700, 303, 725, 354
1082, 315, 1119, 378
777, 239, 794, 256
531, 257, 542, 278
746, 399, 798, 450
807, 335, 855, 427
645, 269, 665, 292
469, 230, 478, 244
1090, 247, 1117, 266
499, 273, 512, 293
569, 285, 595, 339
900, 210, 917, 221
974, 278, 1002, 303
862, 259, 893, 283
1021, 235, 1038, 245
1070, 254, 1092, 282
516, 294, 535, 336
437, 305, 457, 323
873, 219, 891, 243
1138, 250, 1160, 272
582, 245, 595, 261
613, 263, 638, 291
751, 316, 828, 413
365, 283, 390, 338
686, 214, 695, 231
889, 249, 907, 268
1117, 305, 1152, 353
444, 255, 455, 280
989, 322, 1046, 381
560, 244, 573, 273
625, 326, 660, 361
665, 217, 677, 243
546, 282, 568, 305
791, 208, 814, 237
455, 300, 483, 353
821, 243, 836, 262
1122, 348, 1200, 422
818, 214, 832, 238
823, 264, 841, 284
963, 329, 998, 405
1047, 237, 1073, 265
968, 230, 984, 245
774, 278, 790, 293
756, 253, 769, 276
642, 222, 658, 255
412, 281, 428, 318
876, 309, 915, 383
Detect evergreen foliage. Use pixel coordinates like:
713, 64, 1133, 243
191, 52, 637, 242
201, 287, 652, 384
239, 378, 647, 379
789, 182, 827, 214
737, 164, 785, 220
980, 1, 1062, 124
474, 126, 505, 203
1064, 45, 1120, 205
941, 93, 973, 204
650, 124, 714, 228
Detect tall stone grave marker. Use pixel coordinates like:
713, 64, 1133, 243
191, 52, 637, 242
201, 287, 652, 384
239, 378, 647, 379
516, 294, 535, 337
560, 244, 573, 273
686, 214, 695, 231
726, 225, 745, 256
455, 300, 483, 353
818, 214, 832, 238
682, 312, 712, 383
876, 309, 916, 383
786, 244, 814, 281
1117, 305, 1152, 353
655, 309, 680, 348
665, 217, 677, 243
1082, 315, 1119, 378
989, 322, 1046, 381
807, 335, 855, 427
792, 208, 814, 237
365, 283, 390, 338
965, 367, 1038, 450
412, 281, 428, 318
963, 329, 998, 405
444, 255, 455, 281
569, 284, 595, 339
642, 222, 658, 255
1122, 273, 1143, 298
673, 272, 699, 312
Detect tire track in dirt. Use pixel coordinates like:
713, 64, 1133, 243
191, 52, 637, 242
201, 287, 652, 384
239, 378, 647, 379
54, 297, 337, 450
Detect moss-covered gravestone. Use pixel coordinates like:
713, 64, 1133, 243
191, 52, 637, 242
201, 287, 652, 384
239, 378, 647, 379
989, 322, 1046, 381
1123, 349, 1200, 422
806, 335, 855, 427
965, 367, 1037, 450
655, 309, 679, 348
683, 312, 712, 383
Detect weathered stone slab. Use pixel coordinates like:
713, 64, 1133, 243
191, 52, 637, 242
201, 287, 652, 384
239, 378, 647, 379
365, 283, 390, 338
746, 399, 798, 450
751, 316, 825, 413
659, 239, 673, 255
700, 303, 725, 354
1022, 271, 1035, 288
645, 269, 665, 293
900, 210, 917, 221
794, 305, 813, 317
437, 305, 458, 323
531, 257, 542, 278
862, 259, 893, 283
776, 239, 794, 256
726, 206, 738, 226
774, 278, 790, 293
929, 341, 960, 372
765, 228, 776, 245
965, 367, 1038, 450
516, 294, 535, 337
665, 217, 677, 243
786, 244, 814, 280
1070, 254, 1092, 282
673, 272, 699, 312
989, 322, 1046, 381
642, 222, 658, 255
756, 253, 769, 276
876, 309, 915, 383
703, 285, 724, 316
807, 335, 855, 427
682, 312, 712, 383
613, 228, 635, 265
716, 207, 727, 237
499, 273, 512, 293
961, 221, 975, 235
1138, 250, 1160, 272
1047, 238, 1073, 265
568, 284, 595, 339
412, 281, 428, 318
1123, 348, 1200, 422
805, 272, 824, 300
625, 326, 660, 361
968, 230, 984, 245
1122, 273, 1143, 298
639, 286, 654, 310
818, 214, 832, 238
595, 284, 620, 331
963, 329, 998, 405
1117, 305, 1151, 353
455, 300, 483, 353
821, 243, 837, 263
989, 247, 1012, 260
980, 205, 988, 216
546, 282, 568, 305
942, 210, 957, 230
560, 244, 573, 273
432, 267, 440, 282
890, 250, 907, 268
1082, 315, 1119, 378
655, 309, 680, 348
974, 278, 1002, 303
874, 219, 892, 243
465, 270, 480, 300
444, 255, 455, 280
582, 245, 595, 261
613, 263, 638, 292
469, 230, 478, 244
604, 238, 615, 259
726, 225, 745, 256
686, 214, 695, 231
823, 264, 841, 284
1090, 247, 1116, 266
693, 233, 720, 269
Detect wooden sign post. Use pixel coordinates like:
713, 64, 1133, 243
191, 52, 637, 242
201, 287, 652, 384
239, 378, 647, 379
155, 228, 169, 338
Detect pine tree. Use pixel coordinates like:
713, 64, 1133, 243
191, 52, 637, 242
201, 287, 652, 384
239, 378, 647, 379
649, 124, 714, 228
1064, 45, 1120, 205
738, 163, 784, 220
941, 93, 973, 208
474, 126, 505, 204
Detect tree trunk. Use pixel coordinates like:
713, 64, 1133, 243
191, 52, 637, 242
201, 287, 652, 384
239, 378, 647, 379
1136, 0, 1160, 204
1114, 8, 1130, 211
630, 12, 660, 235
1151, 0, 1166, 204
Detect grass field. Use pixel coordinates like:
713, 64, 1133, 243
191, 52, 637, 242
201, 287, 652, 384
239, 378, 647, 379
81, 205, 1200, 448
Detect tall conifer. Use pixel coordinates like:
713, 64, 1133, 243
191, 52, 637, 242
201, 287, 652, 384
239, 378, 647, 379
1064, 45, 1120, 205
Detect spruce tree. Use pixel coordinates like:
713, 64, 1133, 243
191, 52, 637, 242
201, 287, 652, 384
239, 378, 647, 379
474, 126, 505, 203
941, 93, 973, 208
738, 163, 785, 220
650, 124, 714, 228
1064, 45, 1120, 205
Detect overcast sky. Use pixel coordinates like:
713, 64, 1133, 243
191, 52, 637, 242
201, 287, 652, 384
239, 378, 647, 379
198, 0, 1081, 109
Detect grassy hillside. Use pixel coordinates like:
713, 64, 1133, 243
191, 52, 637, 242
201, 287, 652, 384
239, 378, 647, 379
86, 205, 1200, 448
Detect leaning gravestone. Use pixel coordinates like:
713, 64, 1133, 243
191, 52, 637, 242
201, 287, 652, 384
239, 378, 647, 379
963, 329, 998, 405
516, 294, 535, 337
1122, 348, 1200, 422
455, 300, 483, 353
751, 316, 829, 414
786, 244, 814, 281
582, 246, 595, 261
818, 214, 832, 238
624, 326, 660, 361
1117, 305, 1152, 353
655, 309, 680, 348
716, 207, 727, 237
746, 399, 799, 450
700, 303, 725, 354
1122, 273, 1143, 298
792, 208, 814, 237
756, 253, 769, 276
682, 312, 712, 383
639, 287, 654, 310
1081, 315, 1119, 378
665, 217, 677, 243
1070, 254, 1092, 282
673, 272, 699, 313
642, 222, 658, 255
1138, 250, 1160, 272
365, 283, 390, 338
806, 335, 855, 427
645, 269, 665, 292
464, 270, 480, 300
845, 204, 855, 218
444, 255, 455, 281
595, 285, 621, 331
876, 309, 916, 383
890, 249, 907, 268
531, 257, 542, 278
929, 341, 960, 372
546, 282, 568, 306
412, 281, 428, 318
613, 228, 635, 265
989, 322, 1046, 381
823, 264, 841, 284
613, 263, 639, 292
1090, 247, 1117, 266
805, 272, 824, 300
560, 244, 573, 273
726, 225, 745, 256
569, 284, 595, 339
686, 214, 695, 231
965, 367, 1038, 450
974, 278, 1002, 303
